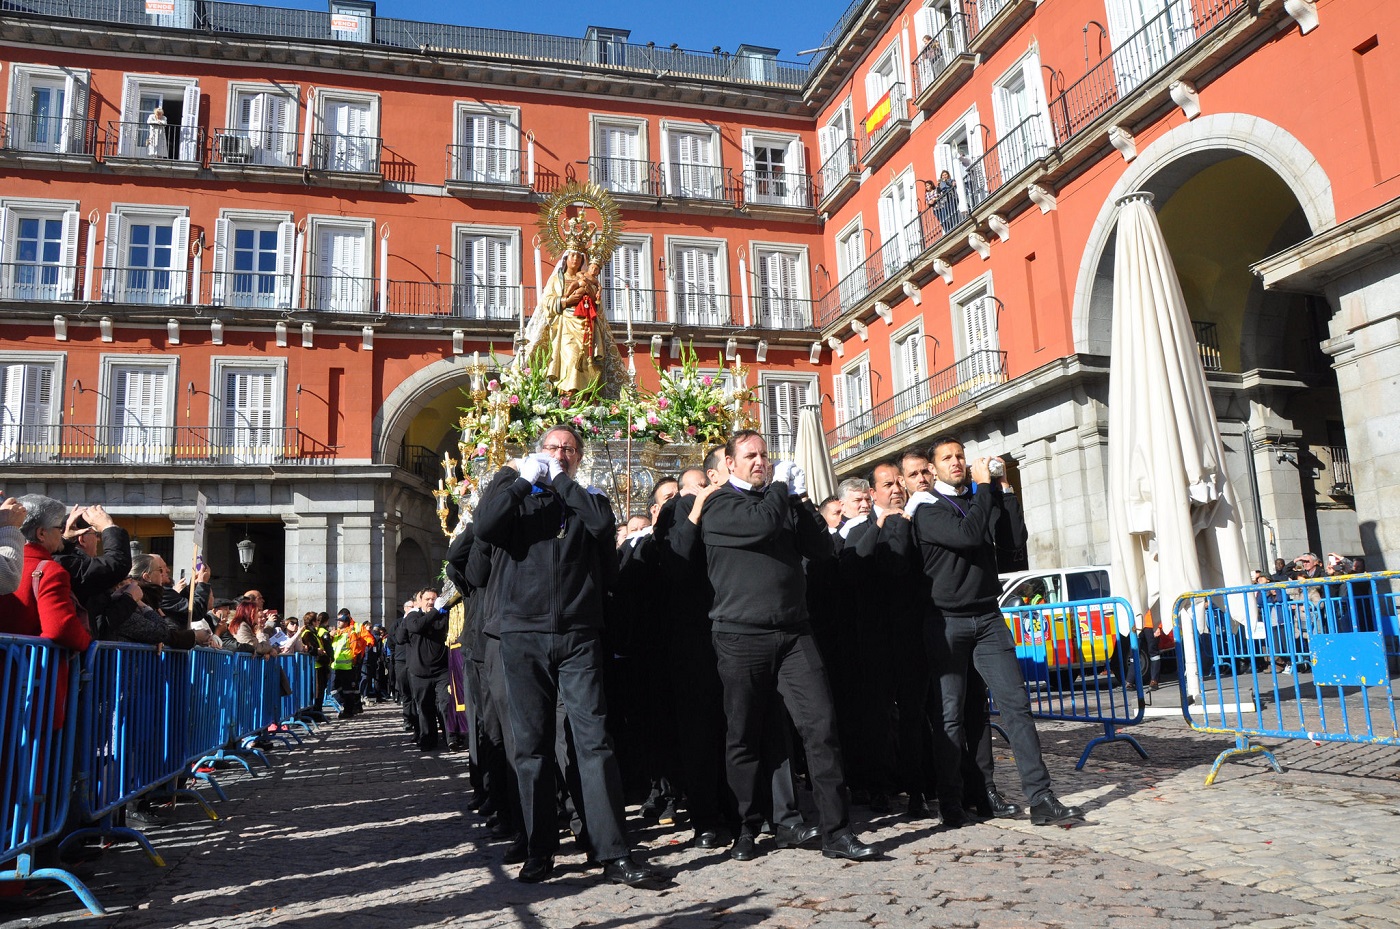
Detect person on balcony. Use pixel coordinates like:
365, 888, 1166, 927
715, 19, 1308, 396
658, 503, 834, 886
145, 105, 168, 158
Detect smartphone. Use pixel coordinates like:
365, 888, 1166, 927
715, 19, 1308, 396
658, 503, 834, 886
179, 569, 187, 579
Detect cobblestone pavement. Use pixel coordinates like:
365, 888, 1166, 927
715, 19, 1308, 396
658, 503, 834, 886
6, 697, 1400, 929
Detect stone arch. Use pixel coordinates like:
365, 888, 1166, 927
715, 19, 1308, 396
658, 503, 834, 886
373, 355, 472, 463
1072, 114, 1335, 355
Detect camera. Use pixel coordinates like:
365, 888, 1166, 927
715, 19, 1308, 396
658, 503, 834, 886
987, 458, 1005, 479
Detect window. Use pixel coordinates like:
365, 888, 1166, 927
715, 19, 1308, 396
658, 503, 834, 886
314, 92, 379, 173
1106, 0, 1195, 92
0, 355, 60, 462
116, 75, 200, 161
668, 239, 726, 325
877, 168, 920, 270
102, 207, 190, 305
308, 217, 372, 313
329, 0, 372, 42
864, 45, 901, 111
586, 28, 629, 66
952, 277, 1001, 397
833, 354, 872, 440
224, 85, 298, 167
992, 51, 1050, 177
6, 65, 90, 154
663, 123, 721, 199
891, 322, 929, 416
211, 213, 295, 309
835, 220, 866, 305
103, 358, 176, 464
760, 375, 813, 457
452, 104, 521, 185
0, 202, 80, 301
601, 235, 652, 324
751, 245, 808, 328
592, 118, 646, 194
936, 106, 984, 213
214, 361, 284, 464
456, 226, 518, 320
743, 132, 807, 208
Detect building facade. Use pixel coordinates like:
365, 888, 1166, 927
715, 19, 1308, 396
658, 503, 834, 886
0, 0, 1393, 618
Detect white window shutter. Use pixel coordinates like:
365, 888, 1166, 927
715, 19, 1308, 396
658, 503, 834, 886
818, 125, 835, 162
832, 369, 849, 438
877, 190, 897, 244
0, 364, 24, 457
247, 93, 265, 149
180, 84, 200, 161
210, 217, 230, 305
25, 365, 53, 437
0, 206, 10, 267
915, 6, 939, 45
864, 69, 882, 110
102, 212, 125, 301
58, 210, 81, 299
275, 221, 296, 307
119, 79, 140, 155
169, 216, 190, 304
62, 72, 90, 153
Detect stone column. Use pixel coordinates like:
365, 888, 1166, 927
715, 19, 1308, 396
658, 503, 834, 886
338, 513, 375, 623
283, 513, 329, 620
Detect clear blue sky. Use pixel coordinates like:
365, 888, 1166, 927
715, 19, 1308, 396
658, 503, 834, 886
303, 0, 852, 60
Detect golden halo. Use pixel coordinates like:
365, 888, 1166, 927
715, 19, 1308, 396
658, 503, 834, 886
536, 180, 623, 268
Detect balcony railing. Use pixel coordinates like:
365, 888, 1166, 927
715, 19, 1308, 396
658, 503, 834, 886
588, 156, 661, 197
1193, 320, 1222, 372
211, 127, 299, 167
605, 287, 665, 326
826, 349, 1009, 463
911, 14, 970, 99
308, 132, 382, 174
382, 280, 527, 320
397, 443, 439, 482
98, 265, 192, 305
0, 262, 79, 302
304, 274, 375, 313
1325, 445, 1353, 496
672, 290, 741, 327
858, 82, 909, 158
740, 169, 815, 210
818, 137, 858, 200
664, 162, 737, 203
205, 269, 294, 309
447, 144, 525, 186
750, 295, 815, 329
103, 120, 204, 162
0, 112, 98, 156
0, 424, 335, 466
964, 0, 1015, 41
1048, 0, 1249, 145
960, 115, 1050, 211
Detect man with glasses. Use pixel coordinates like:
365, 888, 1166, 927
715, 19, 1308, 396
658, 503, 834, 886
0, 494, 93, 652
475, 424, 663, 888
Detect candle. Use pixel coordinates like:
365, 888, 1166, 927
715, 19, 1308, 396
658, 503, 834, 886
438, 478, 445, 492
626, 310, 633, 345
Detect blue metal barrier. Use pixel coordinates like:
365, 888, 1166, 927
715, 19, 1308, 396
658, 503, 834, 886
996, 597, 1148, 768
1174, 570, 1400, 784
0, 634, 104, 915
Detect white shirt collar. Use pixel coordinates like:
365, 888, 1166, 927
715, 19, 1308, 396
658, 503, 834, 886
933, 479, 970, 497
728, 475, 756, 492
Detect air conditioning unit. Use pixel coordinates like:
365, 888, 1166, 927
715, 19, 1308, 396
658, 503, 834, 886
219, 133, 251, 164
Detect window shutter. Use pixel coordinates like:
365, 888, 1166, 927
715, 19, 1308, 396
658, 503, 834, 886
24, 365, 53, 446
274, 221, 296, 308
915, 6, 940, 45
210, 217, 230, 304
348, 230, 367, 311
248, 92, 265, 149
169, 216, 190, 304
62, 72, 89, 153
818, 124, 836, 163
119, 79, 140, 155
57, 210, 80, 299
0, 364, 23, 458
489, 236, 511, 315
832, 369, 849, 439
877, 189, 897, 244
864, 68, 883, 111
0, 206, 10, 269
102, 212, 125, 301
180, 84, 200, 161
11, 70, 34, 149
1020, 52, 1050, 156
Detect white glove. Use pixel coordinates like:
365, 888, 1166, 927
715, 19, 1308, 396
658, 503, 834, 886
788, 465, 807, 497
772, 460, 795, 487
434, 594, 449, 611
517, 455, 548, 485
547, 455, 564, 481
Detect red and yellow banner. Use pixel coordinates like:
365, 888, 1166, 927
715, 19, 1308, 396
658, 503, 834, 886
864, 89, 893, 137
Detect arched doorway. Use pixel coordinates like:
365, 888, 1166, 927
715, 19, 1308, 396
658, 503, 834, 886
1078, 122, 1358, 568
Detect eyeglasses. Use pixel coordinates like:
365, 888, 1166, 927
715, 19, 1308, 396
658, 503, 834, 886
541, 444, 580, 457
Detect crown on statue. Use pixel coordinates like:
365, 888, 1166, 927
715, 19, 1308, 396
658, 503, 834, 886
563, 211, 598, 258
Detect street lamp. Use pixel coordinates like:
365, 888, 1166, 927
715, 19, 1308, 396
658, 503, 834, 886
237, 532, 256, 571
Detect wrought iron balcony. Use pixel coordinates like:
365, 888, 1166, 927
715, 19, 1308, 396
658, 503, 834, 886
1193, 320, 1222, 372
588, 156, 662, 198
382, 280, 528, 320
605, 287, 665, 326
959, 115, 1050, 211
446, 143, 526, 187
857, 82, 910, 168
1324, 444, 1353, 497
103, 120, 204, 163
0, 112, 98, 157
911, 14, 973, 111
308, 132, 382, 174
0, 262, 79, 303
1048, 0, 1249, 145
210, 127, 300, 167
817, 137, 859, 212
98, 265, 192, 305
740, 169, 815, 210
0, 424, 335, 467
204, 269, 294, 309
750, 295, 815, 330
825, 350, 1009, 463
664, 162, 739, 204
304, 274, 375, 314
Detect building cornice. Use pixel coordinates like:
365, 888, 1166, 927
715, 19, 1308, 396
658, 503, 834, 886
1252, 195, 1400, 294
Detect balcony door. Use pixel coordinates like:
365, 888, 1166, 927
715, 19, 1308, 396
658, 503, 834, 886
211, 217, 295, 308
672, 243, 723, 325
457, 110, 519, 184
992, 53, 1049, 178
596, 123, 643, 194
219, 367, 279, 464
957, 290, 1001, 397
108, 364, 170, 464
667, 128, 718, 199
602, 238, 649, 324
118, 79, 199, 161
892, 324, 928, 418
754, 248, 805, 328
0, 361, 54, 463
233, 90, 297, 166
459, 232, 514, 320
9, 70, 88, 154
1106, 0, 1195, 94
103, 211, 190, 305
314, 225, 370, 313
0, 207, 80, 302
878, 171, 920, 271
762, 377, 810, 458
323, 99, 373, 172
834, 357, 871, 442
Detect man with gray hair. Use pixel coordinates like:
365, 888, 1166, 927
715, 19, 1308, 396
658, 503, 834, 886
475, 423, 662, 887
0, 494, 92, 652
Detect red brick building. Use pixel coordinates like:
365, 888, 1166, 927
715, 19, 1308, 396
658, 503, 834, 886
1, 0, 1392, 618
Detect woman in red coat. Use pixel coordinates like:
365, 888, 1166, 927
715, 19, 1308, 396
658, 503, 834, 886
0, 494, 93, 652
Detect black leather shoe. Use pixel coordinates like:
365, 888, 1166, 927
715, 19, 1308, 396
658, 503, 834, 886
906, 793, 929, 819
773, 823, 821, 849
1029, 794, 1085, 826
821, 831, 879, 861
517, 856, 554, 883
502, 835, 528, 865
602, 855, 665, 887
939, 804, 972, 829
729, 833, 761, 861
868, 791, 891, 815
694, 829, 730, 850
986, 788, 1022, 819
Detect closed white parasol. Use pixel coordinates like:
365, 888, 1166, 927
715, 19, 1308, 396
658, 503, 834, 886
794, 403, 838, 505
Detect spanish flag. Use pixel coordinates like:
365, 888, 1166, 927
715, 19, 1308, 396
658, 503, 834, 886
864, 89, 893, 136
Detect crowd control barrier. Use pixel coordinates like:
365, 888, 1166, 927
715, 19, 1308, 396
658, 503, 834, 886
0, 634, 104, 915
2, 639, 321, 915
995, 597, 1148, 768
1174, 570, 1400, 784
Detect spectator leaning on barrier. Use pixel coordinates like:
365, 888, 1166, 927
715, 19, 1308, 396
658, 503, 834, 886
331, 614, 364, 718
0, 494, 93, 653
130, 553, 211, 628
0, 495, 27, 596
54, 504, 130, 616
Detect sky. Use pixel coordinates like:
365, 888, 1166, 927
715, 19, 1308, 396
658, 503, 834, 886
294, 0, 853, 61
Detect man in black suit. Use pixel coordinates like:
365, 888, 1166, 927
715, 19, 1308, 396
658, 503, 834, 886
404, 586, 450, 750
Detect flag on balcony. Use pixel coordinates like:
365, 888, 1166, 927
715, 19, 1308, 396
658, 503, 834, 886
864, 90, 893, 137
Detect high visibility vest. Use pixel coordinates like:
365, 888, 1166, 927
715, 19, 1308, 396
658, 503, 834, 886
331, 631, 355, 670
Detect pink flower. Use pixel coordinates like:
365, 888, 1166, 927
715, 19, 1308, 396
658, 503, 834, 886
522, 366, 531, 376
572, 415, 584, 425
630, 424, 640, 433
487, 379, 499, 391
707, 405, 719, 414
474, 444, 487, 456
686, 425, 697, 436
657, 397, 671, 410
613, 429, 623, 439
701, 375, 713, 387
591, 425, 601, 434
560, 397, 572, 409
509, 394, 520, 405
646, 412, 659, 425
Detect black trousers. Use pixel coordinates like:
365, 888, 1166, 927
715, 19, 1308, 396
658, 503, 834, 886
926, 611, 1053, 806
713, 627, 849, 841
482, 636, 523, 836
409, 671, 451, 747
396, 661, 417, 733
667, 623, 736, 832
500, 628, 628, 861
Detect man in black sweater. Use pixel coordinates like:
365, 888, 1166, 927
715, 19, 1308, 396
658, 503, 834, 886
474, 424, 662, 888
698, 429, 877, 863
404, 586, 450, 751
909, 436, 1084, 828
